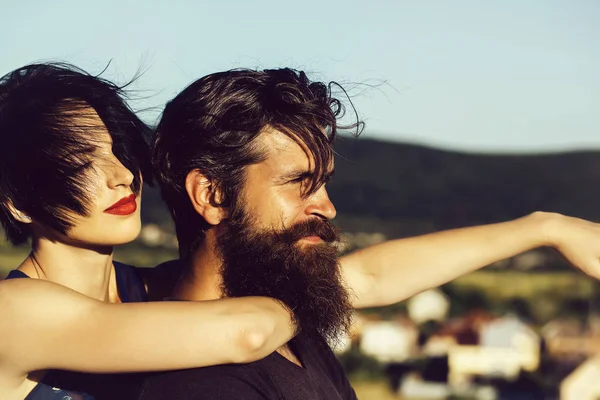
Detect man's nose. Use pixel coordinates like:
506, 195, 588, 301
305, 186, 337, 220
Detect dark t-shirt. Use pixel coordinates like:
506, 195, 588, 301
137, 333, 357, 400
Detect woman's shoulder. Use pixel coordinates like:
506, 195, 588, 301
0, 276, 98, 312
0, 274, 66, 296
0, 277, 101, 363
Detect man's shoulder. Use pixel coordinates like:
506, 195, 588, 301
139, 362, 278, 400
132, 259, 182, 301
296, 333, 339, 364
294, 334, 358, 400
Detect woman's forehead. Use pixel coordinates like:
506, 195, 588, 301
62, 105, 113, 145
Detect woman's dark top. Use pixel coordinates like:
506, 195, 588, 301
5, 261, 148, 400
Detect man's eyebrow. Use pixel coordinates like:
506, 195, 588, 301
278, 170, 313, 182
324, 169, 335, 181
277, 168, 335, 183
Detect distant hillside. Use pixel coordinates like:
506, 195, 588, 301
329, 137, 600, 236
141, 136, 600, 239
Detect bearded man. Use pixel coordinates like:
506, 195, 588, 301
138, 69, 357, 399
137, 68, 600, 399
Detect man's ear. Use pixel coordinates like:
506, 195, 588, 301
185, 169, 226, 226
5, 201, 32, 224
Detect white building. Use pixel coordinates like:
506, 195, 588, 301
448, 315, 540, 385
407, 289, 450, 325
359, 319, 418, 363
560, 356, 600, 400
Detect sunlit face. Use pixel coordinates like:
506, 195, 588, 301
238, 127, 336, 246
47, 108, 142, 247
216, 127, 351, 340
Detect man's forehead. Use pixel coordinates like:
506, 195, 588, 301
258, 126, 334, 173
259, 126, 303, 152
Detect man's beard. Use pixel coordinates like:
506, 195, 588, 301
216, 213, 353, 344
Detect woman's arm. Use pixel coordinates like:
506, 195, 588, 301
341, 212, 600, 308
0, 278, 294, 375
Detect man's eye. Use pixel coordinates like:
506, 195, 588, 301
288, 177, 305, 184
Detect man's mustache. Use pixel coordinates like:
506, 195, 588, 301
281, 219, 339, 244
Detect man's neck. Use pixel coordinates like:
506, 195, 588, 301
171, 236, 223, 302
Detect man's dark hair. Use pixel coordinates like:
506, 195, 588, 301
0, 62, 152, 244
153, 68, 363, 258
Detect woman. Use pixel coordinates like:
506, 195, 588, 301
0, 63, 295, 400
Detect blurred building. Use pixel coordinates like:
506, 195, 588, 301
407, 288, 450, 325
448, 314, 540, 387
138, 223, 178, 248
359, 317, 418, 363
560, 356, 600, 400
543, 318, 600, 358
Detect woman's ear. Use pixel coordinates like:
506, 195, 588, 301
184, 169, 226, 226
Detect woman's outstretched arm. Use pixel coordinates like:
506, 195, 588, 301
0, 278, 294, 375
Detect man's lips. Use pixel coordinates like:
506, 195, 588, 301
104, 194, 137, 215
300, 235, 324, 244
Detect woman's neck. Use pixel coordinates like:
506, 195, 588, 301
18, 238, 119, 302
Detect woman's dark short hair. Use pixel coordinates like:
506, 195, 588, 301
0, 62, 152, 245
153, 68, 363, 257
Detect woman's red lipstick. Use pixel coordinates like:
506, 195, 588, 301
104, 194, 137, 215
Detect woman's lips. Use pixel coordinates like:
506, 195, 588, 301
104, 194, 137, 215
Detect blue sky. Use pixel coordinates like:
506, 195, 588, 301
2, 0, 598, 152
